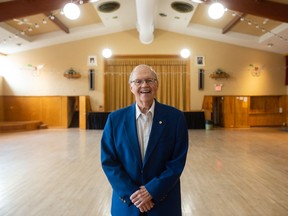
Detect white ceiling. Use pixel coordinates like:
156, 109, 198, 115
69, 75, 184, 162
0, 0, 287, 55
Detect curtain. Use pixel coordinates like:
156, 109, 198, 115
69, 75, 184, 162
104, 56, 190, 111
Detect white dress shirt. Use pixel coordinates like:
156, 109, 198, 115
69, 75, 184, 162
135, 100, 155, 161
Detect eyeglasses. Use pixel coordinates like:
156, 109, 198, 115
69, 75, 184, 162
130, 78, 157, 86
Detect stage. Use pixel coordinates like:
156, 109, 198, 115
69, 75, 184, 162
87, 111, 205, 129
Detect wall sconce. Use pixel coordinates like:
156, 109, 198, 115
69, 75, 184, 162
180, 48, 190, 58
102, 48, 112, 58
248, 64, 262, 77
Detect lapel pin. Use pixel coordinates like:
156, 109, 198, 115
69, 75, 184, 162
159, 121, 162, 124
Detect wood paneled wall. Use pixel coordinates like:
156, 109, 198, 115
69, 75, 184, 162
79, 96, 91, 129
249, 96, 286, 126
0, 96, 3, 121
222, 96, 236, 128
203, 95, 287, 128
202, 96, 213, 120
2, 96, 69, 128
286, 95, 288, 125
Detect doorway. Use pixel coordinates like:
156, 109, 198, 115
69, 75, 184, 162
213, 96, 224, 127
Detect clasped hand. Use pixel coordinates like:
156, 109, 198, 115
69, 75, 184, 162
130, 186, 154, 213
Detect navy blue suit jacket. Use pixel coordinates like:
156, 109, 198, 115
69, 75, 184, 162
101, 101, 188, 216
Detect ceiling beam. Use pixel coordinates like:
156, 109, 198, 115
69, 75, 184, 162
222, 13, 245, 34
0, 0, 90, 22
207, 0, 288, 23
44, 12, 69, 34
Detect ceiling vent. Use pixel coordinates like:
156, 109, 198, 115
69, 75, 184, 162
98, 1, 120, 13
171, 1, 194, 13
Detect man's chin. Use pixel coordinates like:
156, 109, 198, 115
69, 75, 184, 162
137, 96, 153, 103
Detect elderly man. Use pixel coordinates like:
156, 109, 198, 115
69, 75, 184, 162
101, 64, 188, 216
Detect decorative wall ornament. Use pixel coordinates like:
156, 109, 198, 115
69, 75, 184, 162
64, 68, 81, 78
248, 64, 262, 77
209, 68, 229, 79
27, 64, 44, 76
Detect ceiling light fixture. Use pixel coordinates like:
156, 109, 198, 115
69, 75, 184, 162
232, 13, 288, 43
0, 2, 84, 47
63, 2, 81, 20
267, 43, 273, 48
102, 48, 112, 58
263, 19, 269, 25
180, 48, 191, 58
208, 2, 225, 20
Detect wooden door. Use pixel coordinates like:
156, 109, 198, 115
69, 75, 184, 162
234, 96, 250, 128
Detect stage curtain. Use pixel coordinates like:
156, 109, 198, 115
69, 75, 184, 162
104, 56, 190, 111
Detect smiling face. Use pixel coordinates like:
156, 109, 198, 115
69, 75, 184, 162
129, 65, 158, 112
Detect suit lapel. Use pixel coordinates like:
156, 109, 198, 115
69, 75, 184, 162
123, 104, 143, 168
144, 102, 166, 165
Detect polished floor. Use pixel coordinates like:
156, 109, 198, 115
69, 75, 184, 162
0, 127, 287, 216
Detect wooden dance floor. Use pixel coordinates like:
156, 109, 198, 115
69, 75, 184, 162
0, 127, 287, 216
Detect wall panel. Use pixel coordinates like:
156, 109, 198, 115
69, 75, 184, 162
3, 96, 69, 128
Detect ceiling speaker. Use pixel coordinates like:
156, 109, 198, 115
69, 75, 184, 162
171, 2, 194, 13
98, 1, 120, 13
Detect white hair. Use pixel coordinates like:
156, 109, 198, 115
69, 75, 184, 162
129, 64, 158, 83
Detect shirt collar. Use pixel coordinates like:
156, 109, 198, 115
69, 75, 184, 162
135, 100, 155, 119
